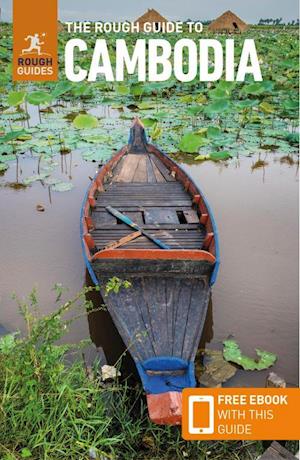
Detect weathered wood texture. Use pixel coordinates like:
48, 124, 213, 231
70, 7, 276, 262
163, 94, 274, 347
260, 442, 297, 460
98, 274, 210, 363
91, 154, 205, 250
89, 145, 214, 365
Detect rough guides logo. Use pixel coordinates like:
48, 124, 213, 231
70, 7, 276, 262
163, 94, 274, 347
13, 0, 58, 81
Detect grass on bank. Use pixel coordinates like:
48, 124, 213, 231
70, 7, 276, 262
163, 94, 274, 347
0, 286, 297, 460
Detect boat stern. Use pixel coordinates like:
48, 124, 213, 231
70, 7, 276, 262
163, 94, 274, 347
137, 357, 196, 425
147, 391, 182, 425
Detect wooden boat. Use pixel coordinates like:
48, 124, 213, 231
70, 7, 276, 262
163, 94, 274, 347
81, 118, 220, 425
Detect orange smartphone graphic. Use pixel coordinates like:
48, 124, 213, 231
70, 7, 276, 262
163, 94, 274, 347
188, 396, 214, 434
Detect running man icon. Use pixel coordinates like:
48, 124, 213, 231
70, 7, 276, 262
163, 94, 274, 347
22, 33, 46, 55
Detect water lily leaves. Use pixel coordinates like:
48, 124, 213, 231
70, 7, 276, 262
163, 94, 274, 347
0, 130, 27, 143
0, 162, 8, 172
209, 150, 232, 161
130, 83, 144, 97
179, 133, 208, 153
51, 81, 73, 98
138, 101, 156, 110
186, 105, 203, 116
223, 339, 277, 371
241, 81, 274, 96
73, 114, 98, 129
7, 91, 26, 107
150, 123, 163, 141
81, 146, 113, 162
115, 84, 130, 96
23, 173, 50, 185
194, 94, 207, 104
259, 102, 275, 114
209, 87, 231, 99
51, 181, 74, 192
204, 99, 230, 115
26, 91, 53, 106
285, 133, 299, 145
141, 118, 157, 128
206, 126, 222, 139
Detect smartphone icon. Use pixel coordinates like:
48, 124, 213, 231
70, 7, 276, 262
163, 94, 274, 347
188, 395, 214, 434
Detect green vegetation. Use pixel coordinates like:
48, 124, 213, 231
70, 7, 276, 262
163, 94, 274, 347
0, 25, 298, 190
0, 286, 277, 460
223, 340, 277, 371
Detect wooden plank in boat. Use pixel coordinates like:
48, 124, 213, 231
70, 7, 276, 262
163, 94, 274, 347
93, 205, 193, 212
133, 156, 148, 182
93, 223, 200, 230
183, 210, 199, 224
125, 211, 144, 225
116, 154, 139, 182
93, 211, 117, 225
95, 199, 192, 207
151, 158, 165, 183
144, 208, 180, 225
150, 154, 176, 182
146, 155, 157, 183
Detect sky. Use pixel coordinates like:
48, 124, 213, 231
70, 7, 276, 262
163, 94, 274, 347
1, 0, 299, 23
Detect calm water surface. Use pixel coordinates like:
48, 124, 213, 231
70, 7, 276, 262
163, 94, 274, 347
0, 125, 298, 386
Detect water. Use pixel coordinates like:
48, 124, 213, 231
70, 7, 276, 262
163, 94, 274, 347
0, 127, 298, 387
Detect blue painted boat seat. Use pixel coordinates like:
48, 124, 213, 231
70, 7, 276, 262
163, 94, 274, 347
137, 356, 196, 394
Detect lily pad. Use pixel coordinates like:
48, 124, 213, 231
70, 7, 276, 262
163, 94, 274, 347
26, 91, 53, 106
73, 114, 98, 129
7, 91, 26, 107
209, 150, 232, 161
223, 339, 277, 371
51, 181, 74, 192
0, 163, 8, 172
179, 133, 208, 153
23, 173, 49, 185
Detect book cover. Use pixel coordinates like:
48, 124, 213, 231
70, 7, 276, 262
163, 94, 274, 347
0, 0, 299, 458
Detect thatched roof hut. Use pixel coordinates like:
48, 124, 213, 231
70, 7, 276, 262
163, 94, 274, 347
135, 8, 168, 32
208, 10, 249, 33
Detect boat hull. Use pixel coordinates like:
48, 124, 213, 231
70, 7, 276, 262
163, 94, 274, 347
80, 119, 220, 424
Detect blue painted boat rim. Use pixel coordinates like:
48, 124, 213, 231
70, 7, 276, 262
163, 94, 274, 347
80, 171, 100, 286
137, 357, 196, 394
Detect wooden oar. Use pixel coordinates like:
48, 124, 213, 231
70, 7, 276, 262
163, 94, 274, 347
103, 231, 142, 250
105, 205, 170, 250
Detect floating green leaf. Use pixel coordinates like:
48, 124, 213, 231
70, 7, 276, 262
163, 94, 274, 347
179, 133, 208, 153
73, 114, 98, 129
26, 91, 53, 106
0, 162, 8, 172
259, 102, 275, 114
223, 339, 277, 371
204, 99, 230, 115
23, 173, 50, 185
51, 181, 74, 192
209, 150, 232, 161
7, 91, 26, 107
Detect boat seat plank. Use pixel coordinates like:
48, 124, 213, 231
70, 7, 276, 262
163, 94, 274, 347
183, 210, 199, 224
144, 209, 180, 225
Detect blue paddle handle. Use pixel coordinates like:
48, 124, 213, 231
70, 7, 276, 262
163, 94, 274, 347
105, 206, 170, 250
